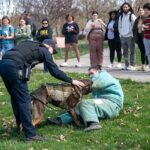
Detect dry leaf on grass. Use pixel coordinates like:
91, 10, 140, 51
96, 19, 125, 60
123, 107, 133, 114
28, 148, 34, 150
52, 134, 66, 142
0, 91, 4, 95
136, 106, 143, 111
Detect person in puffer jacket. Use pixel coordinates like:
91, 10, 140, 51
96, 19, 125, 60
47, 65, 124, 132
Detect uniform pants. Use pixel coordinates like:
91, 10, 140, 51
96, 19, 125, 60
0, 59, 36, 138
88, 31, 104, 66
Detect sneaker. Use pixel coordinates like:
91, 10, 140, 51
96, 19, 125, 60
0, 52, 2, 60
47, 118, 62, 126
127, 65, 136, 71
25, 135, 48, 142
116, 63, 122, 69
75, 62, 81, 67
107, 64, 113, 68
60, 62, 68, 67
84, 122, 102, 132
144, 66, 150, 72
122, 66, 128, 70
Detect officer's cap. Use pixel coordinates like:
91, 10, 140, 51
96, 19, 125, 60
42, 39, 57, 54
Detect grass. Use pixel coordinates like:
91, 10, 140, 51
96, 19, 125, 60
54, 40, 108, 60
55, 40, 142, 67
0, 70, 150, 150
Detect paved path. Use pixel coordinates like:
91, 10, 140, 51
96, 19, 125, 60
36, 48, 150, 83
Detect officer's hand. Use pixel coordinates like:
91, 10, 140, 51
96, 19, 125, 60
72, 80, 85, 87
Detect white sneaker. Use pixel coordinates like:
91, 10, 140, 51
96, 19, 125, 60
144, 66, 150, 72
122, 66, 128, 70
127, 65, 136, 71
75, 62, 81, 67
0, 52, 3, 60
107, 64, 113, 68
117, 63, 122, 69
60, 62, 68, 67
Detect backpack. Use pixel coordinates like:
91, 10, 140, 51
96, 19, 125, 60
31, 23, 37, 37
120, 13, 132, 22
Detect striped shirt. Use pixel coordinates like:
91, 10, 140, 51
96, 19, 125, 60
143, 15, 150, 39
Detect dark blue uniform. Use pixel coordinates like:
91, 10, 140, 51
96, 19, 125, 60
0, 41, 72, 138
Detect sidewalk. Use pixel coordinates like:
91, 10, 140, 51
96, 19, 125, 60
36, 48, 150, 83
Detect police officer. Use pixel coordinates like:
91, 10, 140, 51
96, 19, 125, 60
0, 39, 84, 142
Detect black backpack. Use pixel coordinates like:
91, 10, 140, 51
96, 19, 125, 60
120, 13, 132, 22
31, 23, 37, 37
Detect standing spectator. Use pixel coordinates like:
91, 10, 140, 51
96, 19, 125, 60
143, 3, 150, 71
118, 2, 136, 70
60, 14, 81, 67
15, 17, 32, 45
105, 10, 122, 69
0, 16, 14, 55
36, 18, 53, 72
36, 18, 53, 42
84, 11, 106, 67
133, 7, 149, 71
23, 11, 36, 39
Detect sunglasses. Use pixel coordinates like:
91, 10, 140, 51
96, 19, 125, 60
42, 22, 48, 25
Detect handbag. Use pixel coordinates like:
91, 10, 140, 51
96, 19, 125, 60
78, 30, 86, 40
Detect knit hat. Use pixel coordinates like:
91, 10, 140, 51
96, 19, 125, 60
42, 18, 49, 23
42, 39, 57, 54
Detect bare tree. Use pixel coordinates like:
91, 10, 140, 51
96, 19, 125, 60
17, 0, 83, 35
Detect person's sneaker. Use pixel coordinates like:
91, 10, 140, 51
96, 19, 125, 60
144, 66, 150, 72
127, 65, 136, 71
47, 118, 62, 126
25, 135, 48, 142
107, 64, 113, 68
60, 62, 68, 67
122, 66, 128, 70
84, 122, 102, 132
75, 62, 81, 67
0, 52, 2, 60
116, 63, 122, 69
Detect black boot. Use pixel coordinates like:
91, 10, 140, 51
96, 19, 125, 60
25, 135, 48, 142
47, 117, 62, 126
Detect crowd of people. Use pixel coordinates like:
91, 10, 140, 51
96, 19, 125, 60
0, 2, 150, 72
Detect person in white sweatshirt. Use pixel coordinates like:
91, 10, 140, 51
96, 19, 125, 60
118, 2, 136, 70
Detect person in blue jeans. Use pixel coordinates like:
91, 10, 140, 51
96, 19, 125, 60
0, 16, 14, 55
47, 65, 124, 131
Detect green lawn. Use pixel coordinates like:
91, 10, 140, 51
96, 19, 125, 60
54, 40, 108, 60
55, 40, 142, 67
0, 70, 150, 150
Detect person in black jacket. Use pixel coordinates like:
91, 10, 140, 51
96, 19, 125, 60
133, 7, 149, 71
105, 10, 122, 69
0, 40, 84, 142
60, 14, 81, 67
36, 18, 53, 43
36, 18, 53, 72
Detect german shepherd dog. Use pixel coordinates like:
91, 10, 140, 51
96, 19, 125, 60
31, 79, 92, 126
